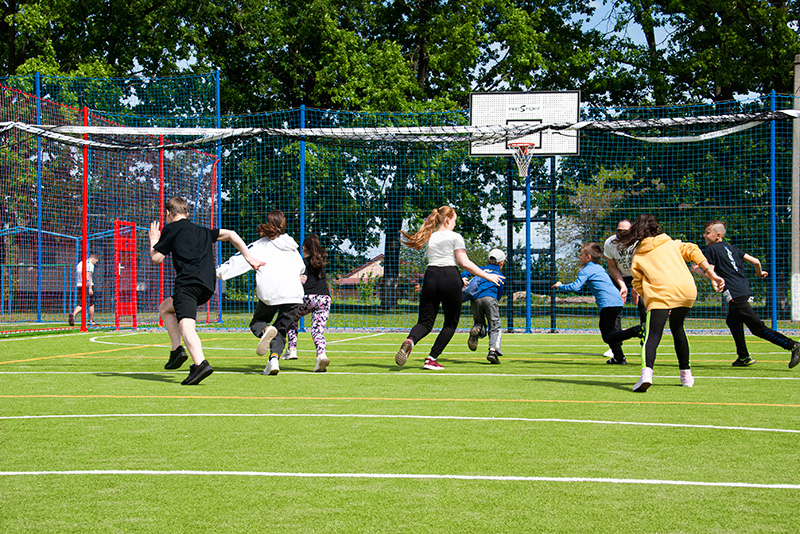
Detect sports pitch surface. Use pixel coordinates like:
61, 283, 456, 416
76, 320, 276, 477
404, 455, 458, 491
1, 329, 799, 532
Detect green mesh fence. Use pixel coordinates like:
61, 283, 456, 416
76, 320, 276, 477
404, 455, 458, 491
0, 73, 797, 333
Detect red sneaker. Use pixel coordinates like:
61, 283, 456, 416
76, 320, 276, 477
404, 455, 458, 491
423, 357, 444, 370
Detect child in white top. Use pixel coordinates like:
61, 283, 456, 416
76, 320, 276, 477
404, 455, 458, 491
394, 206, 503, 370
216, 210, 305, 376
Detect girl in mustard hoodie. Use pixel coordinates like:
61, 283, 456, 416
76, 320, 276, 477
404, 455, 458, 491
616, 214, 725, 392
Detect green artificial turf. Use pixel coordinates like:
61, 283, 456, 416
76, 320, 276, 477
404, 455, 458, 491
1, 329, 799, 533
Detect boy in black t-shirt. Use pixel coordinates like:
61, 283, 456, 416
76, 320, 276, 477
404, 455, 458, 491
150, 196, 264, 385
697, 220, 800, 368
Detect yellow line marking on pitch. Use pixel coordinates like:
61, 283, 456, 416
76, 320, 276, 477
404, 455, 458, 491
0, 394, 798, 408
0, 345, 158, 365
0, 338, 236, 365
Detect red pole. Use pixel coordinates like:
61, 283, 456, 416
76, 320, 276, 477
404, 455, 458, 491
158, 136, 165, 326
80, 107, 89, 332
206, 160, 216, 324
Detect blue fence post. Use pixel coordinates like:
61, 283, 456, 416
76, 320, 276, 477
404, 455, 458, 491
770, 90, 778, 329
525, 159, 532, 333
299, 105, 306, 333
35, 72, 43, 322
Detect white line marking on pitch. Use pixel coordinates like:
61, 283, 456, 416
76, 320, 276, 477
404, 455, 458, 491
2, 412, 797, 434
329, 332, 385, 344
0, 470, 796, 489
0, 370, 798, 381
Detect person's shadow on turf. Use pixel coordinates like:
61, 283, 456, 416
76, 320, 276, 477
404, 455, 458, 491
96, 372, 176, 383
532, 376, 633, 392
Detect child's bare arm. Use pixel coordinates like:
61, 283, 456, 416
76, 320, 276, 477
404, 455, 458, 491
743, 253, 767, 278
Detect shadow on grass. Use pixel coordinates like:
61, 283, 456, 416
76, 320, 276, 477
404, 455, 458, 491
531, 375, 633, 392
95, 372, 177, 383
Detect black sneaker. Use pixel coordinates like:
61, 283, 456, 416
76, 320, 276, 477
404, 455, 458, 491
732, 357, 756, 367
606, 357, 627, 365
486, 349, 501, 364
790, 343, 800, 369
68, 313, 75, 326
181, 360, 213, 385
165, 346, 188, 370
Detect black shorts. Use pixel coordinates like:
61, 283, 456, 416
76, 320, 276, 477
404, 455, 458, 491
173, 285, 215, 321
77, 288, 99, 307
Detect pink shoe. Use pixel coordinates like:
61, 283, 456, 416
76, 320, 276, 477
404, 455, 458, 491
680, 369, 695, 387
395, 339, 413, 366
423, 357, 444, 370
633, 367, 653, 392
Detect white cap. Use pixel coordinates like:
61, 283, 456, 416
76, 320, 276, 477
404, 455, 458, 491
489, 248, 506, 262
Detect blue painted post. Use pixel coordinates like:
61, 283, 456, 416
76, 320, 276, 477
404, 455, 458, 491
525, 163, 532, 333
770, 91, 778, 329
215, 70, 223, 324
299, 105, 306, 333
35, 73, 43, 322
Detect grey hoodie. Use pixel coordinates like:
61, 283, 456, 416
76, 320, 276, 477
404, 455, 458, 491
216, 234, 305, 305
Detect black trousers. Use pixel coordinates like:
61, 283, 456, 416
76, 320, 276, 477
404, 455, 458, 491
250, 301, 303, 356
408, 266, 463, 358
642, 307, 692, 370
727, 296, 795, 359
598, 306, 642, 360
620, 275, 647, 324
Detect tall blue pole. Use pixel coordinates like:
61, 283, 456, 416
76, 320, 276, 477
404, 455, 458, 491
35, 72, 43, 322
299, 105, 306, 332
769, 91, 778, 329
215, 70, 223, 323
525, 164, 532, 333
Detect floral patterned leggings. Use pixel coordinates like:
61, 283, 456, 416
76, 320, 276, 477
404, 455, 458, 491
287, 294, 331, 356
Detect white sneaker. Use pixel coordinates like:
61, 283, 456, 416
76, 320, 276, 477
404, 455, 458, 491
603, 349, 614, 358
281, 348, 298, 360
633, 367, 653, 392
257, 326, 278, 356
313, 353, 330, 373
263, 356, 280, 375
680, 369, 695, 387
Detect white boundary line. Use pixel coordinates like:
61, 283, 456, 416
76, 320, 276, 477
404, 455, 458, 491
0, 469, 796, 489
2, 412, 798, 434
1, 370, 797, 381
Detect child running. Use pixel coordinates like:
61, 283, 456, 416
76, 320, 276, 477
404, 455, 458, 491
394, 206, 503, 370
284, 233, 332, 372
697, 220, 800, 368
616, 213, 725, 392
149, 196, 263, 386
553, 243, 642, 364
216, 210, 305, 376
462, 248, 506, 364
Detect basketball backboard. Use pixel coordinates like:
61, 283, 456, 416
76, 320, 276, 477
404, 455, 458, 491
469, 91, 580, 156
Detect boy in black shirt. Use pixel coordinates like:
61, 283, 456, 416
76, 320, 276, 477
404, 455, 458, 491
699, 220, 800, 368
150, 196, 263, 385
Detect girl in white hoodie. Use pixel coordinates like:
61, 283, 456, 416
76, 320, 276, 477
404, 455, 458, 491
216, 210, 305, 376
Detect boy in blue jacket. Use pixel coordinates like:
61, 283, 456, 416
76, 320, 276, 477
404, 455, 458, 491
462, 249, 506, 364
553, 243, 642, 364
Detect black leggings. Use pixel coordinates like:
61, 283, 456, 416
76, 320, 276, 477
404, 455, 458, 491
641, 307, 692, 370
408, 266, 463, 358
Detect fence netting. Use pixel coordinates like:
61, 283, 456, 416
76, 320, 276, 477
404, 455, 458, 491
0, 74, 796, 332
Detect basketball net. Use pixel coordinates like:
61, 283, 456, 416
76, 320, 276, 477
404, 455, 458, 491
509, 142, 535, 178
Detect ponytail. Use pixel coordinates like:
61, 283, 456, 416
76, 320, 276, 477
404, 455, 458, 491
400, 206, 456, 250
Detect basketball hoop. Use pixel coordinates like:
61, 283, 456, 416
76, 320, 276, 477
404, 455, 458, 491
509, 142, 535, 178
